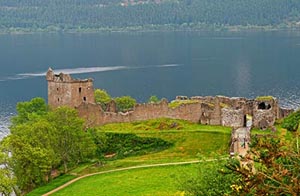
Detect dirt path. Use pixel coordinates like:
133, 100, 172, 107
232, 127, 250, 156
43, 158, 226, 196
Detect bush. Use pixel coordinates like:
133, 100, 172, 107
178, 158, 235, 196
148, 95, 160, 103
282, 110, 300, 132
114, 96, 136, 112
89, 131, 173, 159
94, 89, 111, 110
224, 135, 300, 195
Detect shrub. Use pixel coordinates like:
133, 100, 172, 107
114, 96, 136, 112
148, 95, 160, 103
94, 89, 111, 110
89, 131, 173, 159
178, 158, 235, 196
224, 135, 300, 195
282, 110, 300, 132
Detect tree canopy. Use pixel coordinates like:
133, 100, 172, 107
114, 96, 137, 112
0, 0, 300, 32
1, 98, 96, 194
94, 89, 112, 110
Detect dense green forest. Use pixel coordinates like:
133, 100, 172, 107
0, 0, 300, 32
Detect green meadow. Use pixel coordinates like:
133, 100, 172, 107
53, 165, 197, 196
27, 119, 231, 196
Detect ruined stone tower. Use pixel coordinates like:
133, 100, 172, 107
46, 69, 293, 128
46, 68, 95, 108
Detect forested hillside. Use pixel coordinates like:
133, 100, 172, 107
0, 0, 300, 32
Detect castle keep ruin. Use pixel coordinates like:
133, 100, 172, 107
47, 68, 95, 108
46, 69, 293, 129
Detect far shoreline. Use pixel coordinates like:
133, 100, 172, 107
1, 24, 300, 35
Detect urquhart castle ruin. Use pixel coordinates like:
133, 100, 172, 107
46, 68, 293, 129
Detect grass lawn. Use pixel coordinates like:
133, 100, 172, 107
26, 175, 77, 196
79, 120, 231, 175
251, 125, 294, 141
27, 119, 231, 195
52, 164, 198, 196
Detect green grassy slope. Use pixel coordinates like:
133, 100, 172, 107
53, 165, 196, 196
27, 119, 231, 195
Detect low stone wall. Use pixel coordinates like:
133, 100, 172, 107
76, 100, 203, 126
75, 95, 293, 128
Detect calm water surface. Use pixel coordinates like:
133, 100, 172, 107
1, 31, 300, 138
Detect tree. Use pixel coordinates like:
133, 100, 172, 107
94, 89, 111, 110
11, 97, 48, 125
0, 140, 18, 196
114, 96, 136, 112
5, 98, 97, 193
8, 120, 58, 192
148, 95, 160, 103
46, 107, 96, 173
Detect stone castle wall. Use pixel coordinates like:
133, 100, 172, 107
46, 69, 294, 128
47, 68, 95, 108
221, 108, 244, 128
76, 100, 203, 127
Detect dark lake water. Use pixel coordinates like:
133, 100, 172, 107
1, 31, 300, 138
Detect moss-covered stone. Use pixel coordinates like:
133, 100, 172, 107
255, 96, 274, 101
168, 100, 200, 109
220, 103, 229, 108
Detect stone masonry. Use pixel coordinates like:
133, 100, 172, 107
46, 69, 293, 129
46, 68, 95, 108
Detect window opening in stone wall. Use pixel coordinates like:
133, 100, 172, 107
258, 102, 271, 110
57, 88, 59, 91
58, 98, 60, 102
83, 97, 86, 101
79, 87, 82, 93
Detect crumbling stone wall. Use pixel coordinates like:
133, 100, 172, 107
252, 98, 278, 129
77, 100, 203, 126
221, 108, 244, 128
47, 69, 294, 128
279, 108, 294, 119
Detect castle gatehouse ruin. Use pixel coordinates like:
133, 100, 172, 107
46, 68, 293, 129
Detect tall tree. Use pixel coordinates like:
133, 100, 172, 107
47, 107, 96, 173
8, 120, 58, 192
0, 140, 18, 196
4, 98, 96, 193
11, 97, 48, 125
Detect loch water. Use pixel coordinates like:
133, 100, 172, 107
1, 31, 300, 139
